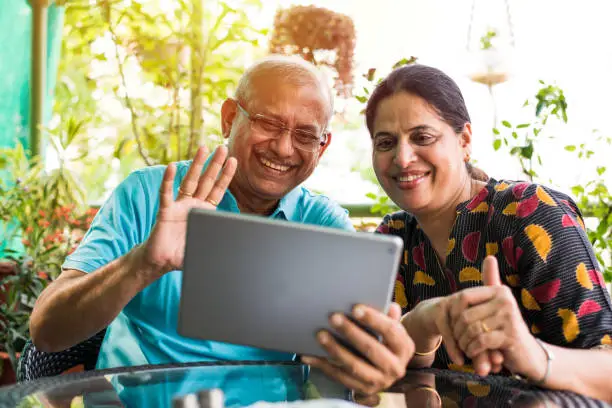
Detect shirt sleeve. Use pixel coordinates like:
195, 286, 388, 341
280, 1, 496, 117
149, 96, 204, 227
62, 171, 151, 274
512, 184, 612, 348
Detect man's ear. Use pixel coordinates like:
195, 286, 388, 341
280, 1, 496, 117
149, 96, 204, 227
316, 132, 332, 159
221, 99, 238, 140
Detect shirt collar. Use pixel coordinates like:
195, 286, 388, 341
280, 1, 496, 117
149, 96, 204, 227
271, 186, 303, 221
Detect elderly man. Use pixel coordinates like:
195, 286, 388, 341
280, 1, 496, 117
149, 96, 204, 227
30, 56, 414, 395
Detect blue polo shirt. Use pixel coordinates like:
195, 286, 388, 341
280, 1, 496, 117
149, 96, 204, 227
63, 159, 354, 370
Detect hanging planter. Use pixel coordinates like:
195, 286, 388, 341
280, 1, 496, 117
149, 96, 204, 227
467, 44, 512, 86
269, 5, 356, 97
465, 0, 516, 87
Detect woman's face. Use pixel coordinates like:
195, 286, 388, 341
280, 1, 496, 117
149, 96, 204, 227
371, 92, 472, 215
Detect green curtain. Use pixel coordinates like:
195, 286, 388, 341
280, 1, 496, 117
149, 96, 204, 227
0, 1, 64, 150
0, 1, 64, 257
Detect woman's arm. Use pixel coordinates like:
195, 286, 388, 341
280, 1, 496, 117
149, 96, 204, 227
447, 257, 612, 402
533, 344, 612, 402
454, 183, 612, 401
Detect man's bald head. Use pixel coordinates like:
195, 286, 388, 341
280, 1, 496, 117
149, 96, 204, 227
234, 55, 334, 126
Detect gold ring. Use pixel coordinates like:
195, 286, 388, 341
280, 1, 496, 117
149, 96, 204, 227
481, 321, 491, 333
179, 188, 193, 197
206, 198, 218, 207
329, 358, 344, 368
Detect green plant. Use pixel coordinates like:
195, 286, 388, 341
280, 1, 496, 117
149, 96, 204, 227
95, 0, 266, 165
493, 81, 567, 180
565, 137, 612, 282
42, 116, 90, 209
355, 57, 418, 113
365, 192, 394, 218
0, 144, 95, 373
479, 29, 498, 50
0, 257, 49, 373
52, 1, 143, 203
494, 84, 611, 282
50, 1, 269, 204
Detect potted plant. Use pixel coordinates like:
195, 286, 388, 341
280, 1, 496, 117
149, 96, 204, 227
0, 257, 49, 384
0, 144, 95, 385
269, 5, 356, 97
468, 28, 512, 87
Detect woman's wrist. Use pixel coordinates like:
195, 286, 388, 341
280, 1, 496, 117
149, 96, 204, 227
402, 302, 443, 354
518, 336, 553, 384
415, 336, 442, 356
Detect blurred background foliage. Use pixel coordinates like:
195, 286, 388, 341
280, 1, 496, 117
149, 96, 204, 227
53, 0, 268, 202
2, 0, 611, 277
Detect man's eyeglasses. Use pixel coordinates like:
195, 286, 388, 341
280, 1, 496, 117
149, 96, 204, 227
236, 102, 327, 152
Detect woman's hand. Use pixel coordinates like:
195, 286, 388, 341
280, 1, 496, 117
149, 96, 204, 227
412, 294, 504, 376
302, 303, 415, 396
449, 256, 547, 380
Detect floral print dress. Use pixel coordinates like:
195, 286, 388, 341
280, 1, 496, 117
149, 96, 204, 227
376, 178, 612, 370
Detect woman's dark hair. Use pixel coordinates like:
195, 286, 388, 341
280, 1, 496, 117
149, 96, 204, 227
365, 64, 470, 135
365, 64, 488, 181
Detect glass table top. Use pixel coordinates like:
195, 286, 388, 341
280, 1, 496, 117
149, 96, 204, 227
1, 361, 609, 408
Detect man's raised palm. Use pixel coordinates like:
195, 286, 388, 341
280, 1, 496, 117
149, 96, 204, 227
142, 146, 237, 275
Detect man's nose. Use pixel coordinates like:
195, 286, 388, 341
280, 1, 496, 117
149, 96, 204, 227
271, 128, 295, 157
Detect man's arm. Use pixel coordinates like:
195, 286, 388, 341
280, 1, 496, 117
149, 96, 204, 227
30, 245, 159, 352
30, 147, 236, 353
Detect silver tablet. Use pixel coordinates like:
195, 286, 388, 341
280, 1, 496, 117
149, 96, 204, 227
178, 208, 403, 358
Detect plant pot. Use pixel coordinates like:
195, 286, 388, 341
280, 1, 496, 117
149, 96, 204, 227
466, 48, 512, 86
0, 351, 20, 386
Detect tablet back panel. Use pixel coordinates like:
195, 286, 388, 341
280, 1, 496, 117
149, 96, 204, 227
178, 209, 403, 357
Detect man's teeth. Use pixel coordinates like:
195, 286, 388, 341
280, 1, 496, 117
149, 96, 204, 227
398, 174, 426, 182
261, 158, 290, 172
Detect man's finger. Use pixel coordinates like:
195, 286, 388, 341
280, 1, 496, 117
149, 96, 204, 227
388, 302, 402, 321
315, 329, 391, 386
350, 304, 413, 358
180, 147, 209, 197
160, 162, 176, 209
193, 145, 228, 200
330, 311, 408, 378
205, 157, 237, 205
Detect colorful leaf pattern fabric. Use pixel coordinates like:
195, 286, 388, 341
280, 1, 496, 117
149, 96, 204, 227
376, 178, 612, 370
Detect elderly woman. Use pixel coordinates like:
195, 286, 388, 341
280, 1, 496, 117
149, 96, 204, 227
307, 64, 612, 402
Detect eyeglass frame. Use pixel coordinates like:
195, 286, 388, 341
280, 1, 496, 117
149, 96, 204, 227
235, 101, 329, 152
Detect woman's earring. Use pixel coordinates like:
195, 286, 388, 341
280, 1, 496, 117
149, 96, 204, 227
464, 153, 471, 163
